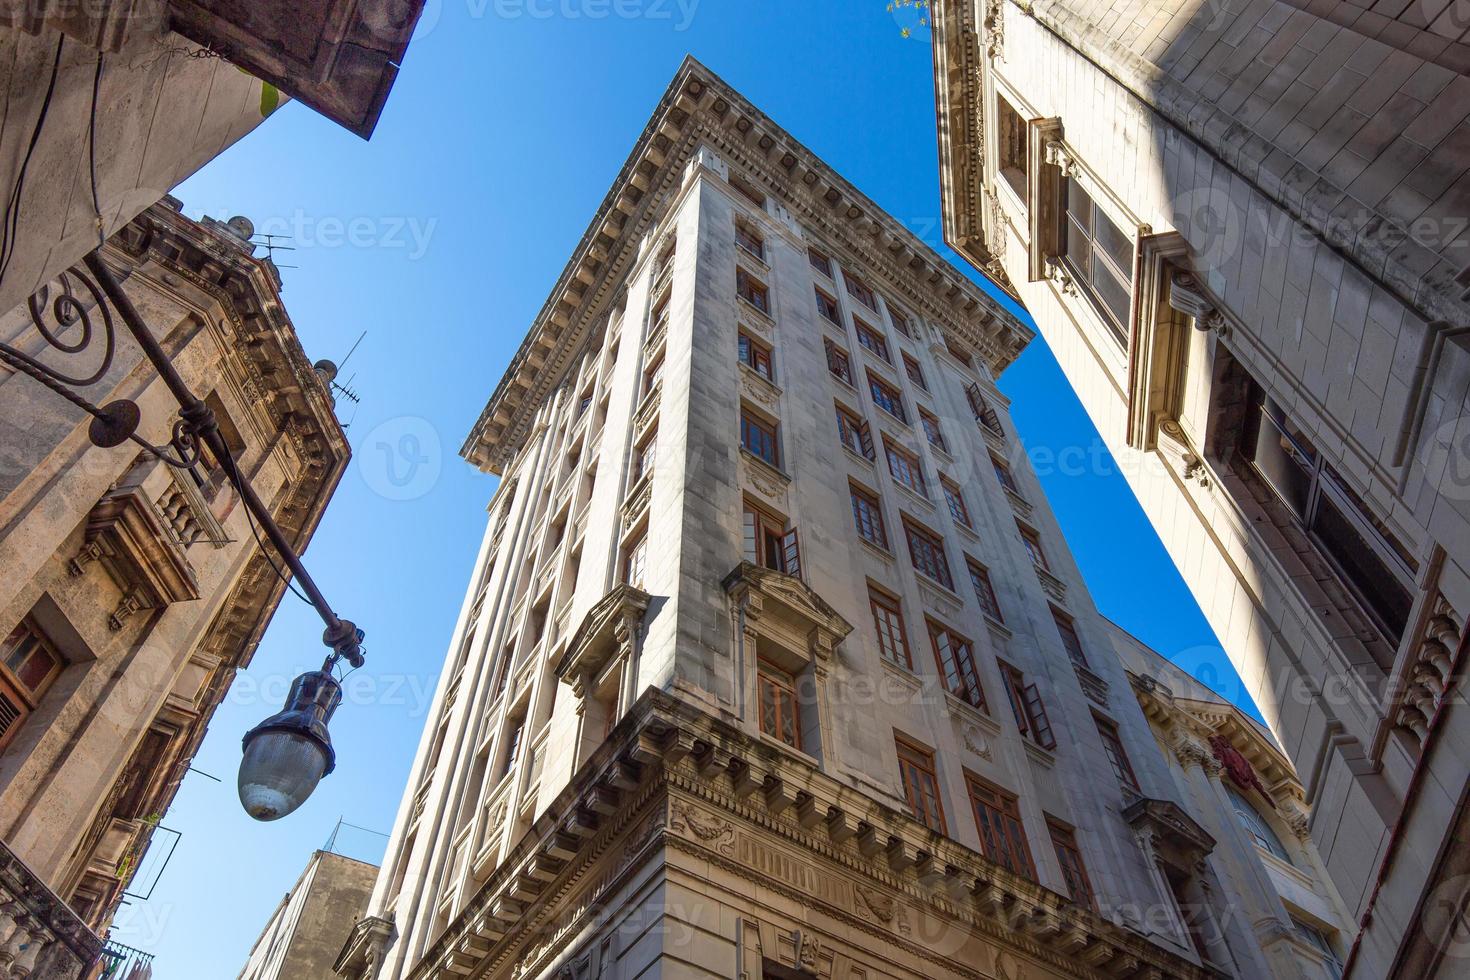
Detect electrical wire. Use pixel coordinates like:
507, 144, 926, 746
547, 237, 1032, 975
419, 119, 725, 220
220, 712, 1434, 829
222, 449, 314, 607
87, 50, 105, 249
0, 35, 66, 287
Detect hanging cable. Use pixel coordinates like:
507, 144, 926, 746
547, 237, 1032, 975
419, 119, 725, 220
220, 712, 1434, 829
0, 35, 66, 286
87, 50, 105, 248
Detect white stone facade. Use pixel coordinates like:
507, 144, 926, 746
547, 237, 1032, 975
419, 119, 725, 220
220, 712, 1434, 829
350, 59, 1346, 980
932, 2, 1470, 976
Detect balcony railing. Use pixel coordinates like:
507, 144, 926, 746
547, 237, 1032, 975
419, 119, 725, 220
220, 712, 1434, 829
0, 838, 102, 978
98, 939, 154, 980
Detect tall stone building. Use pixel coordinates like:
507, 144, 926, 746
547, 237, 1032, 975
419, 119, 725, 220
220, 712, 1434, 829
241, 849, 380, 980
0, 198, 349, 976
931, 1, 1470, 976
342, 59, 1342, 980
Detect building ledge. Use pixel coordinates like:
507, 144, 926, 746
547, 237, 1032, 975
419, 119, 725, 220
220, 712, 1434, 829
0, 838, 102, 978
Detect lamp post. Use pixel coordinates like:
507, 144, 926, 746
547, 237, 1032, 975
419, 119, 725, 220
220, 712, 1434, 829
0, 247, 366, 821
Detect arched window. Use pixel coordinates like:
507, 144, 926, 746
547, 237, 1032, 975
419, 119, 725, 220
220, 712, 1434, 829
1225, 785, 1291, 863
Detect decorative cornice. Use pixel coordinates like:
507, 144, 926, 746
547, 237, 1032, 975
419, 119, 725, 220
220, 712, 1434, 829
399, 688, 1214, 980
461, 57, 1032, 474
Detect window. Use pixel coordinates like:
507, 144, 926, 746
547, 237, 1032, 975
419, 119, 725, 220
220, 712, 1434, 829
729, 172, 767, 208
966, 559, 1004, 623
741, 408, 780, 468
1000, 663, 1056, 749
996, 94, 1029, 203
991, 455, 1020, 496
501, 719, 525, 778
854, 320, 890, 362
0, 619, 64, 752
758, 661, 801, 750
743, 502, 802, 578
577, 390, 593, 418
966, 775, 1036, 879
1094, 715, 1139, 790
642, 353, 664, 398
1242, 385, 1414, 644
884, 440, 926, 497
1226, 785, 1291, 863
808, 247, 833, 277
737, 268, 770, 315
651, 296, 671, 333
930, 621, 984, 710
815, 287, 842, 324
623, 531, 649, 589
948, 340, 975, 370
890, 307, 912, 338
965, 382, 1003, 435
835, 404, 874, 460
904, 519, 953, 589
633, 431, 657, 483
896, 737, 946, 832
903, 353, 927, 390
850, 483, 888, 548
735, 222, 765, 261
1063, 177, 1133, 345
868, 373, 907, 423
1052, 610, 1088, 668
1291, 917, 1342, 979
869, 587, 911, 668
941, 477, 972, 528
1017, 523, 1049, 570
824, 339, 854, 385
845, 272, 877, 310
918, 408, 945, 451
1048, 819, 1095, 909
738, 331, 774, 380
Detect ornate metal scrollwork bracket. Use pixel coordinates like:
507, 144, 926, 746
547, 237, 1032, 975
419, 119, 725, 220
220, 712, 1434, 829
0, 262, 207, 469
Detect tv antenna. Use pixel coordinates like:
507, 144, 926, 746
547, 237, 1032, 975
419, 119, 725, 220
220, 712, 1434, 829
251, 233, 298, 269
313, 331, 366, 428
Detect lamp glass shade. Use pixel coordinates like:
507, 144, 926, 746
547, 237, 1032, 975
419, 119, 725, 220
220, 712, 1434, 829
238, 669, 341, 821
238, 730, 330, 821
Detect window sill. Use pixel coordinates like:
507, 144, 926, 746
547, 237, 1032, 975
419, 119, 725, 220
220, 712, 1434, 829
917, 577, 965, 618
740, 447, 792, 486
954, 521, 982, 545
738, 362, 782, 403
736, 245, 770, 272
857, 536, 895, 564
892, 480, 934, 512
1003, 486, 1033, 518
943, 690, 994, 728
984, 615, 1011, 641
858, 345, 896, 374
880, 656, 922, 691
737, 294, 774, 323
841, 445, 877, 469
757, 732, 820, 768
828, 371, 858, 392
926, 440, 953, 464
875, 406, 911, 429
1022, 738, 1056, 769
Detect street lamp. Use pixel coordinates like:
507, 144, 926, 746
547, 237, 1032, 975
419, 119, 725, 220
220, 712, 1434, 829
0, 248, 369, 823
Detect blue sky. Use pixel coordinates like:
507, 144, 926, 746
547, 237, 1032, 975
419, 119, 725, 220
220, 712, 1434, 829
122, 1, 1251, 972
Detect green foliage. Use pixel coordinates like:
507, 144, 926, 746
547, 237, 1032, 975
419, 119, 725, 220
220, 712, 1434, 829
887, 0, 930, 37
260, 82, 281, 118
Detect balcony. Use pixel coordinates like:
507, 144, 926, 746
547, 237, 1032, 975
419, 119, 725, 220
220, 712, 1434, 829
98, 938, 154, 980
0, 838, 102, 978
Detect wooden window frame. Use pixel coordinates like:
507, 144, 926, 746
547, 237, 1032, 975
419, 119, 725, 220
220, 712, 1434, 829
737, 268, 771, 315
757, 660, 801, 750
808, 247, 833, 278
1061, 175, 1134, 347
855, 319, 890, 363
966, 773, 1037, 880
850, 482, 889, 549
896, 736, 946, 833
743, 500, 802, 579
868, 372, 907, 423
1017, 522, 1049, 570
735, 221, 766, 262
890, 307, 913, 338
622, 529, 649, 589
904, 518, 953, 590
845, 272, 877, 311
903, 353, 927, 390
0, 619, 65, 753
884, 439, 926, 497
740, 406, 781, 469
991, 454, 1020, 496
1094, 713, 1139, 790
728, 172, 767, 209
835, 403, 875, 460
1000, 662, 1056, 749
930, 619, 985, 710
738, 330, 774, 381
966, 558, 1004, 623
941, 477, 972, 528
918, 408, 946, 451
815, 287, 842, 325
1047, 817, 1096, 909
869, 586, 912, 669
824, 338, 854, 385
995, 93, 1030, 205
1052, 609, 1089, 668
